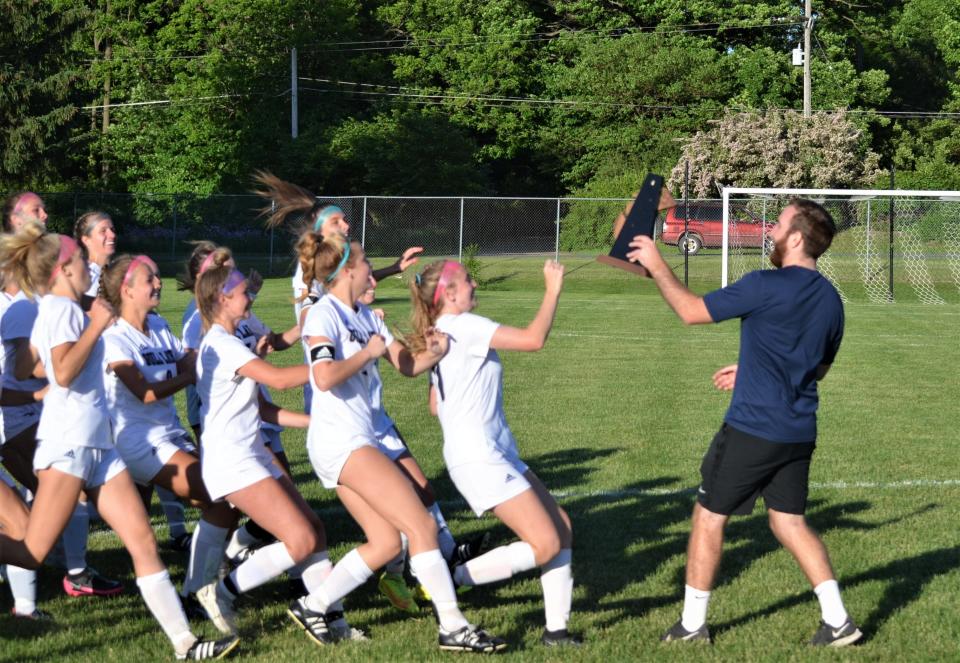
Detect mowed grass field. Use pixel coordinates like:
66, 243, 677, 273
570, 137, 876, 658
3, 254, 959, 662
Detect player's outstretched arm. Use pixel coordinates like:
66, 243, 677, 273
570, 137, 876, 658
491, 260, 564, 352
626, 235, 713, 325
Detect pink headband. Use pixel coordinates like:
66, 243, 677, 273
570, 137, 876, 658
48, 235, 80, 285
122, 255, 158, 288
432, 261, 462, 306
198, 252, 217, 275
12, 192, 41, 216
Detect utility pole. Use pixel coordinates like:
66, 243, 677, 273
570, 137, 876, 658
803, 0, 813, 117
290, 47, 298, 139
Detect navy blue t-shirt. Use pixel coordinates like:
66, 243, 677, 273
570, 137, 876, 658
703, 267, 844, 443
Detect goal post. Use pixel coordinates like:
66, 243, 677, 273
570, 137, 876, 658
721, 187, 960, 304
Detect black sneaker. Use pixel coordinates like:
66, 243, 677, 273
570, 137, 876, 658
176, 635, 240, 660
541, 628, 583, 647
453, 532, 490, 566
62, 567, 124, 597
287, 597, 334, 646
810, 618, 863, 647
660, 618, 711, 643
164, 532, 194, 553
438, 624, 507, 653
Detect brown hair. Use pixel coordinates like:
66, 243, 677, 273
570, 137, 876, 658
294, 232, 357, 300
0, 221, 61, 297
253, 170, 337, 233
100, 254, 152, 312
788, 198, 837, 260
2, 192, 43, 232
406, 260, 454, 355
74, 211, 112, 257
194, 264, 236, 331
177, 240, 223, 291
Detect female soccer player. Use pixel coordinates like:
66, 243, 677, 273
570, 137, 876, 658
0, 222, 237, 660
292, 232, 504, 652
408, 258, 580, 647
74, 210, 116, 309
99, 253, 238, 598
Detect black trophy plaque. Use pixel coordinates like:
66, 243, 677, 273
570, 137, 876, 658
597, 173, 675, 277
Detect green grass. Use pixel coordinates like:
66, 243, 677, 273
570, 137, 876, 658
4, 256, 959, 661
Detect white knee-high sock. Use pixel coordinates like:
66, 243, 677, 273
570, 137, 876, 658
303, 548, 372, 614
63, 503, 90, 574
427, 503, 456, 561
7, 565, 37, 615
155, 486, 187, 539
224, 522, 270, 560
137, 569, 197, 656
297, 552, 345, 614
540, 548, 573, 632
182, 520, 230, 596
409, 549, 468, 632
227, 541, 296, 595
454, 541, 536, 586
814, 579, 849, 628
681, 584, 711, 631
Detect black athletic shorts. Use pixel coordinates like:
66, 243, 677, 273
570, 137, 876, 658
697, 423, 815, 516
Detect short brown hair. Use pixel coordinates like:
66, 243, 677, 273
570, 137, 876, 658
788, 198, 836, 259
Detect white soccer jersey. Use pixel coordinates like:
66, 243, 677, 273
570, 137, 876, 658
432, 312, 518, 469
181, 298, 197, 329
302, 296, 384, 451
196, 324, 261, 456
31, 295, 111, 448
235, 312, 282, 433
85, 261, 102, 298
0, 292, 45, 394
354, 306, 396, 437
182, 308, 203, 351
292, 263, 325, 325
102, 314, 189, 449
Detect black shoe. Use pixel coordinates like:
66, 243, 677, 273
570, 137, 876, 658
438, 624, 507, 653
810, 618, 863, 647
176, 635, 240, 660
661, 618, 711, 643
453, 532, 490, 566
541, 628, 582, 647
63, 567, 124, 597
287, 597, 334, 646
182, 593, 207, 621
165, 532, 194, 553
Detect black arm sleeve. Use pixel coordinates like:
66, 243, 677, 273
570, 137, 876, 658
372, 260, 403, 281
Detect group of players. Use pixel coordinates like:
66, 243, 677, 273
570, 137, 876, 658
0, 179, 863, 658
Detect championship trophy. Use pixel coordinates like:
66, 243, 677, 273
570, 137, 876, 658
597, 173, 676, 277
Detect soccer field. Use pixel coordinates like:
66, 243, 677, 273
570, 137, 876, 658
5, 256, 958, 661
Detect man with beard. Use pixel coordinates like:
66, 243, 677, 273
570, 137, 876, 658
626, 199, 861, 647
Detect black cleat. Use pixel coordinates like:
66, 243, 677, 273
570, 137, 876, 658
453, 532, 490, 566
541, 628, 583, 647
287, 597, 334, 646
438, 624, 507, 653
810, 618, 863, 647
661, 618, 711, 643
176, 635, 240, 660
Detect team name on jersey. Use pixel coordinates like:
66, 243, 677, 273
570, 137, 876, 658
141, 348, 178, 366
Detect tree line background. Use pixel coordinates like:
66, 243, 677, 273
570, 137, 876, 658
2, 0, 959, 199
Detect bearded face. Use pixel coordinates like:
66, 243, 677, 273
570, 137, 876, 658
769, 234, 786, 268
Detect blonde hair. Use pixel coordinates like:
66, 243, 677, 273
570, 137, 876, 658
294, 233, 358, 300
194, 264, 237, 331
406, 260, 455, 354
0, 221, 62, 297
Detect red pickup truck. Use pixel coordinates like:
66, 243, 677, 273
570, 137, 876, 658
660, 202, 772, 255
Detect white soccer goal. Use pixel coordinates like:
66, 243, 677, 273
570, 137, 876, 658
721, 187, 960, 304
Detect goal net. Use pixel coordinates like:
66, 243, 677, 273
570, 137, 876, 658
721, 187, 960, 304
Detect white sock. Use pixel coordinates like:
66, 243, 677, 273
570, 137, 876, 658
63, 503, 90, 575
814, 579, 849, 628
409, 549, 468, 632
155, 486, 187, 539
455, 541, 536, 586
7, 565, 37, 615
225, 523, 259, 560
229, 541, 297, 594
297, 552, 345, 614
137, 569, 197, 655
303, 548, 372, 614
540, 549, 573, 632
183, 520, 230, 596
681, 584, 711, 631
427, 503, 456, 561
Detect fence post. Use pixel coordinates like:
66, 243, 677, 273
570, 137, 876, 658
171, 194, 178, 260
888, 167, 895, 300
555, 198, 561, 261
361, 196, 367, 248
683, 160, 689, 286
458, 197, 464, 260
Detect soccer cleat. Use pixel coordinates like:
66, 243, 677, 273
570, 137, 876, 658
810, 618, 863, 647
438, 624, 508, 653
196, 581, 238, 635
182, 593, 208, 621
541, 628, 583, 647
11, 607, 53, 621
63, 567, 124, 597
164, 532, 194, 553
326, 610, 368, 642
176, 635, 240, 660
287, 597, 334, 646
453, 532, 490, 566
660, 618, 712, 643
378, 571, 418, 614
